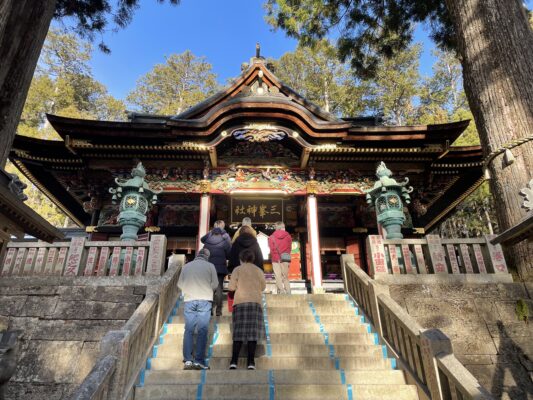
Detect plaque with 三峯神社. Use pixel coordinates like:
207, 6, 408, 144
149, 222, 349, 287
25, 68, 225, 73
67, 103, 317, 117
231, 198, 283, 224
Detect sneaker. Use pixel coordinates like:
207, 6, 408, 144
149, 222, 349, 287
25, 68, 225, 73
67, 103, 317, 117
229, 364, 237, 370
247, 364, 256, 370
216, 309, 222, 316
183, 361, 194, 370
193, 362, 210, 370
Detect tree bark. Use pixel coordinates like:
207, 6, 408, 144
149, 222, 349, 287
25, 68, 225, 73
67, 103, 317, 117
0, 0, 56, 167
445, 0, 533, 280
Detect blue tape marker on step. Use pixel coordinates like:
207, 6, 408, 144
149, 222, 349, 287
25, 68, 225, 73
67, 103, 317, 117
381, 345, 388, 359
391, 358, 397, 369
373, 332, 379, 345
152, 345, 158, 358
347, 384, 353, 400
146, 358, 151, 370
196, 381, 203, 400
340, 368, 346, 384
262, 294, 272, 357
138, 368, 145, 387
269, 370, 275, 400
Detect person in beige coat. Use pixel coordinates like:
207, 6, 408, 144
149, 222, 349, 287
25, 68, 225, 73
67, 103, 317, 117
227, 248, 266, 369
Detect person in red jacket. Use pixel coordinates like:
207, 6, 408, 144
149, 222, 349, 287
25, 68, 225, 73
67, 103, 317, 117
268, 221, 292, 294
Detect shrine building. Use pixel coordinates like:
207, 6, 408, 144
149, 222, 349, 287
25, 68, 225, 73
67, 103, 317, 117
9, 55, 483, 286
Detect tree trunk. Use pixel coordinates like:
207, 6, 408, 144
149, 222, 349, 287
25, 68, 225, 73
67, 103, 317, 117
445, 0, 533, 280
0, 0, 56, 167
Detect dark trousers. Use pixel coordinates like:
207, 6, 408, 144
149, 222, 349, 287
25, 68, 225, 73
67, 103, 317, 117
230, 340, 257, 366
214, 274, 225, 314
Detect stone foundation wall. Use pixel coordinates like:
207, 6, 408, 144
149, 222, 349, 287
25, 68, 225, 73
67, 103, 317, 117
0, 278, 148, 400
389, 282, 533, 400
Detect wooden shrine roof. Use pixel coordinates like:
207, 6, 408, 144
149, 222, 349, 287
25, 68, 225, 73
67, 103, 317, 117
8, 58, 484, 231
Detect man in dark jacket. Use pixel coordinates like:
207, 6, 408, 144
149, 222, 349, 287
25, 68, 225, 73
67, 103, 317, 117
201, 220, 231, 316
268, 221, 292, 294
229, 225, 264, 272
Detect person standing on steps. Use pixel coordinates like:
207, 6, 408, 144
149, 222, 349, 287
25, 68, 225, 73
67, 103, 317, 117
201, 220, 231, 316
268, 221, 292, 294
232, 217, 257, 243
177, 248, 218, 370
229, 225, 264, 272
228, 249, 266, 370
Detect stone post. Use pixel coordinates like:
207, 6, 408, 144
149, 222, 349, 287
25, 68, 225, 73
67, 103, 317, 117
419, 328, 453, 400
484, 235, 509, 273
98, 330, 130, 400
367, 284, 390, 337
366, 235, 388, 278
64, 237, 86, 276
306, 194, 323, 289
426, 235, 447, 274
146, 235, 167, 276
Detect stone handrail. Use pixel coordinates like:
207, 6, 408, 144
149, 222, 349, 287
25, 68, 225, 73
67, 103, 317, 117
341, 254, 493, 400
1, 235, 167, 277
69, 355, 116, 400
367, 234, 509, 279
69, 254, 184, 400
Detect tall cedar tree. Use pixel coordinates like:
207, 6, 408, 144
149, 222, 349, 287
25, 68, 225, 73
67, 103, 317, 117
6, 28, 126, 227
270, 40, 368, 117
0, 0, 179, 167
127, 51, 218, 115
267, 0, 533, 279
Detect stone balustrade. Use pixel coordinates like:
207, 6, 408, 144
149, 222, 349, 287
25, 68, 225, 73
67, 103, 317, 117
367, 234, 508, 278
1, 235, 167, 277
341, 254, 494, 400
69, 258, 183, 400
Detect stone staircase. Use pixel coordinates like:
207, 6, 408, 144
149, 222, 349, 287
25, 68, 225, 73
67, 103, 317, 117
135, 294, 419, 400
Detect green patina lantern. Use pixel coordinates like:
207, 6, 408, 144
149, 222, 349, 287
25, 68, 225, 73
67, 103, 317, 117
109, 162, 160, 240
365, 162, 413, 239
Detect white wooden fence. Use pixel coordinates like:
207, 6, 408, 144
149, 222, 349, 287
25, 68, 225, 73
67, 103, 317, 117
1, 235, 168, 277
367, 234, 508, 278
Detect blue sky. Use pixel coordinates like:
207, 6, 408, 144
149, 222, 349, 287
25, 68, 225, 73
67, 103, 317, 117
61, 0, 531, 101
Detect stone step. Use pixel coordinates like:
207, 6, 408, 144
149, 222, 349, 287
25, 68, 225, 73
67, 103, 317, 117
170, 314, 360, 324
159, 332, 376, 346
164, 322, 368, 335
171, 305, 355, 316
265, 293, 348, 301
264, 302, 355, 310
149, 356, 392, 371
144, 369, 408, 386
171, 306, 357, 319
136, 383, 418, 400
264, 307, 356, 316
154, 343, 383, 358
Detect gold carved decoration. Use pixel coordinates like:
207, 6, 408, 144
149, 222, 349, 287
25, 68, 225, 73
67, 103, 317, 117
199, 180, 211, 193
306, 180, 319, 195
145, 226, 161, 233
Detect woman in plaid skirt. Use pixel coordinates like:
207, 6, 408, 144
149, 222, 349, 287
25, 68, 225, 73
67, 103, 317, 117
227, 248, 266, 369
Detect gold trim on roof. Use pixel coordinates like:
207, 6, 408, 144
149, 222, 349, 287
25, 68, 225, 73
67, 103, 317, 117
311, 156, 434, 162
310, 146, 444, 153
431, 162, 483, 168
13, 150, 83, 164
83, 153, 205, 160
